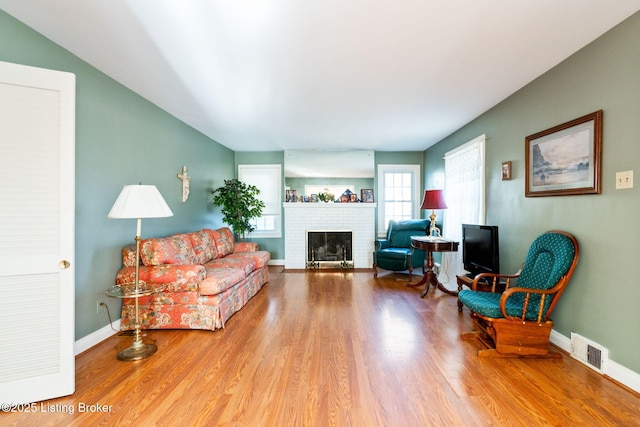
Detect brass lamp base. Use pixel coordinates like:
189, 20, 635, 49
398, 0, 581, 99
117, 324, 157, 361
429, 210, 442, 237
117, 341, 157, 361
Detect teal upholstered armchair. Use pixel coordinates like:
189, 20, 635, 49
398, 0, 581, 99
373, 219, 429, 277
458, 230, 579, 357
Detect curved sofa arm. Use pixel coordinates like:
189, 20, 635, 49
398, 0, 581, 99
234, 242, 258, 253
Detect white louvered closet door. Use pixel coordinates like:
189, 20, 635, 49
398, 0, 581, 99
0, 61, 75, 404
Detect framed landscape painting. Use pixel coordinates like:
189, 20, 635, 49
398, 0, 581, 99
525, 110, 602, 197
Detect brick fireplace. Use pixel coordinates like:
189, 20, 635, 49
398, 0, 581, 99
283, 203, 376, 269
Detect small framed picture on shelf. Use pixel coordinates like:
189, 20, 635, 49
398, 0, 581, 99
310, 194, 318, 203
361, 189, 374, 203
285, 189, 298, 202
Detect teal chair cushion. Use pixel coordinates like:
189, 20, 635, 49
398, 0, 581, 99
458, 232, 576, 321
457, 290, 528, 318
377, 247, 412, 260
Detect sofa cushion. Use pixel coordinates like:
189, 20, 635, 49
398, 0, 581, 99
200, 267, 247, 295
205, 256, 257, 276
210, 227, 235, 257
226, 251, 270, 269
189, 229, 218, 264
140, 233, 196, 266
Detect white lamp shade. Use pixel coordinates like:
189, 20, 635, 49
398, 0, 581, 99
108, 184, 173, 219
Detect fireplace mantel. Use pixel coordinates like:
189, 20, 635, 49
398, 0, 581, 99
283, 202, 377, 209
283, 203, 376, 269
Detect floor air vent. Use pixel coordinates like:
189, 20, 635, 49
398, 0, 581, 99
571, 333, 608, 374
587, 345, 602, 370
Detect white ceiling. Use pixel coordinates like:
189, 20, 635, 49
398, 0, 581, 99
2, 1, 639, 152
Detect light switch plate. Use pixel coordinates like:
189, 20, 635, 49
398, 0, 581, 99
615, 170, 633, 189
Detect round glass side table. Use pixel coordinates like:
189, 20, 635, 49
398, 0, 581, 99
106, 283, 165, 361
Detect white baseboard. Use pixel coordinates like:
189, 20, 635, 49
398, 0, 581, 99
551, 329, 640, 394
268, 259, 285, 265
606, 360, 640, 394
74, 319, 120, 356
550, 329, 572, 352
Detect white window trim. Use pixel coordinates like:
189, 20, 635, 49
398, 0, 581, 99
376, 164, 421, 236
238, 164, 282, 238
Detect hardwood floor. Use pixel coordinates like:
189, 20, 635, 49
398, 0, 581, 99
3, 267, 639, 426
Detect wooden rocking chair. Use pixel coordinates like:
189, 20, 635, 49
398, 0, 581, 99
458, 230, 579, 358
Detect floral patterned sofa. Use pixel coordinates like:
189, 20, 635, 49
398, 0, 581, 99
115, 227, 270, 331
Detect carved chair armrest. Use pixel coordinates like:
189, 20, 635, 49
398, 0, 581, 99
499, 280, 565, 322
471, 264, 523, 292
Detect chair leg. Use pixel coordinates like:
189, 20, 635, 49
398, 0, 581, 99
373, 264, 378, 278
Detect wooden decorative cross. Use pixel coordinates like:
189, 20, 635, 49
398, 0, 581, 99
177, 166, 190, 202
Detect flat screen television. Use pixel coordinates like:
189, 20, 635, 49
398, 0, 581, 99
462, 224, 500, 277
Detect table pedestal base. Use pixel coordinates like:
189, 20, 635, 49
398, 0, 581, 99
407, 237, 459, 298
408, 255, 459, 297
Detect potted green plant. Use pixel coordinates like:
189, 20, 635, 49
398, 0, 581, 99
317, 190, 335, 203
212, 178, 265, 240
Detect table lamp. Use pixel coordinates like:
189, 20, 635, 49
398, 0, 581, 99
420, 189, 447, 237
108, 184, 173, 361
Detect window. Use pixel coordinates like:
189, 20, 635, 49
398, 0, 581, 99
441, 134, 486, 282
377, 164, 421, 235
238, 164, 282, 238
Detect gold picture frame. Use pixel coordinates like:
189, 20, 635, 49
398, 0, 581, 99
525, 110, 602, 197
501, 161, 512, 181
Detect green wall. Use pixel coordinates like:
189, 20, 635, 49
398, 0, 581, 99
424, 12, 640, 373
0, 10, 234, 340
234, 151, 285, 260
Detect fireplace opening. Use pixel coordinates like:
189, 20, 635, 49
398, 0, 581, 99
306, 230, 353, 269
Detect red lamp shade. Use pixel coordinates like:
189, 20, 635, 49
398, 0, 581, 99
420, 189, 447, 210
